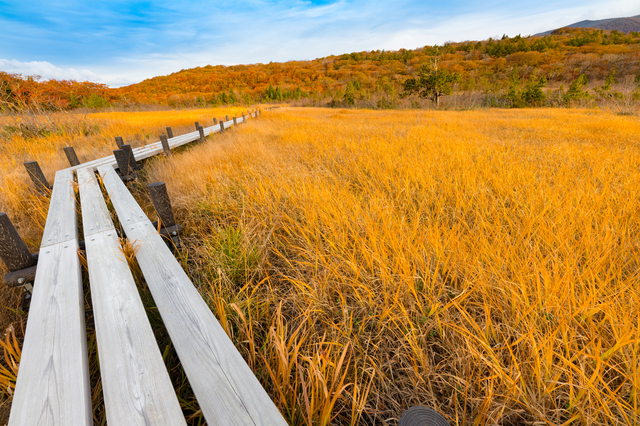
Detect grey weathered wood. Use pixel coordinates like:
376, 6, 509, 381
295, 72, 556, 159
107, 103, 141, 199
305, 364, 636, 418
213, 117, 217, 124
77, 168, 114, 237
9, 168, 91, 426
99, 166, 287, 426
0, 213, 37, 272
85, 231, 187, 426
160, 135, 171, 156
3, 255, 37, 287
115, 136, 124, 148
63, 146, 81, 167
24, 161, 50, 192
242, 112, 245, 121
114, 149, 133, 180
166, 127, 174, 138
41, 169, 77, 248
0, 211, 38, 287
65, 121, 228, 174
225, 115, 229, 122
220, 120, 225, 132
78, 166, 187, 425
194, 122, 199, 130
198, 126, 205, 142
9, 242, 91, 426
150, 222, 183, 239
233, 116, 237, 125
122, 144, 140, 171
148, 182, 176, 228
100, 166, 148, 226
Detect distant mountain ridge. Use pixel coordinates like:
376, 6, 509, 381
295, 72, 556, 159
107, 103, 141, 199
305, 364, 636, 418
537, 15, 640, 35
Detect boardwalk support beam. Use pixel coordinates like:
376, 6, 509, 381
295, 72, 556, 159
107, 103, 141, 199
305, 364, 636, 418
121, 144, 140, 171
166, 127, 174, 138
148, 182, 182, 246
0, 213, 38, 289
198, 126, 205, 142
114, 150, 135, 181
115, 136, 124, 148
160, 135, 171, 156
63, 147, 81, 167
24, 161, 51, 192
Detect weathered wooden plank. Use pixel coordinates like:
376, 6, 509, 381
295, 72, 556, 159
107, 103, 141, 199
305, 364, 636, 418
9, 241, 92, 426
98, 165, 148, 226
77, 168, 114, 237
101, 167, 287, 426
40, 169, 77, 247
79, 168, 186, 425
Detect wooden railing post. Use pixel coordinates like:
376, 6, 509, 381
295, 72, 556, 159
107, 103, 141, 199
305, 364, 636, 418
23, 161, 51, 192
242, 112, 245, 122
114, 149, 134, 181
233, 116, 237, 125
148, 182, 175, 228
160, 135, 171, 156
213, 118, 217, 124
121, 144, 140, 171
220, 120, 225, 132
0, 213, 38, 289
63, 147, 81, 167
195, 122, 200, 130
225, 115, 229, 122
166, 127, 174, 138
115, 136, 124, 148
198, 126, 205, 142
148, 182, 183, 246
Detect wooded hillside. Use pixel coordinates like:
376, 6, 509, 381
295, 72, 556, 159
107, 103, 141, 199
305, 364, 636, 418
2, 27, 640, 111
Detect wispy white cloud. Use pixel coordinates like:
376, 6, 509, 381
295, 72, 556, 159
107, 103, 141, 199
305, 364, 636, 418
0, 59, 103, 82
0, 0, 639, 87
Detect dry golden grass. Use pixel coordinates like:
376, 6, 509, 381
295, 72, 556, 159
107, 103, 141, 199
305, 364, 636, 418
141, 107, 640, 425
1, 106, 639, 425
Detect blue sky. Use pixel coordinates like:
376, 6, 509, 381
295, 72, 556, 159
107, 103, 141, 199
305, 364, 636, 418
1, 0, 639, 87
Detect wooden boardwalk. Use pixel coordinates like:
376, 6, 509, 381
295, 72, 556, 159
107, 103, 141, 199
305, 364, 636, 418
8, 112, 289, 425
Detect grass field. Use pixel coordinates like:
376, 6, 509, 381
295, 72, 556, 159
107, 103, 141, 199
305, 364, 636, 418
1, 106, 640, 425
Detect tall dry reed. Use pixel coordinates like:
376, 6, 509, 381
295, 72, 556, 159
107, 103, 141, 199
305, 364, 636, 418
142, 107, 640, 425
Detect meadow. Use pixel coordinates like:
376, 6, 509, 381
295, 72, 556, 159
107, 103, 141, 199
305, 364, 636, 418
1, 106, 639, 425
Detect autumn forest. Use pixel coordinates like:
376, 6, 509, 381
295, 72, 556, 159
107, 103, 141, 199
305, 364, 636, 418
2, 27, 640, 113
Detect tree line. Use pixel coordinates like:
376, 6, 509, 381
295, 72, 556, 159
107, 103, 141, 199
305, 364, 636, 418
2, 27, 640, 113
